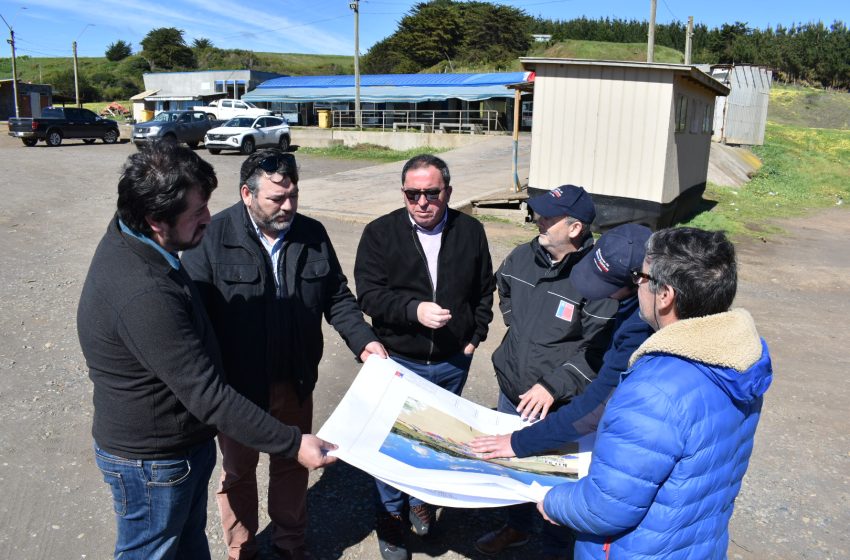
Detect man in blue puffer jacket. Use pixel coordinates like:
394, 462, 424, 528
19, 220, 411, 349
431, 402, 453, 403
539, 227, 773, 559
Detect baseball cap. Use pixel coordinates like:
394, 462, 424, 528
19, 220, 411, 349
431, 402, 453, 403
527, 185, 596, 224
571, 223, 653, 300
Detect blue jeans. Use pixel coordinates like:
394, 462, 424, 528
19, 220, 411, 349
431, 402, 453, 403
94, 440, 216, 560
375, 351, 473, 515
498, 392, 575, 559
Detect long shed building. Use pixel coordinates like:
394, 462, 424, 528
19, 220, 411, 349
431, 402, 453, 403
521, 58, 729, 228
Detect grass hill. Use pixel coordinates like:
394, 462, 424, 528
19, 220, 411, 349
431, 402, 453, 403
767, 84, 850, 130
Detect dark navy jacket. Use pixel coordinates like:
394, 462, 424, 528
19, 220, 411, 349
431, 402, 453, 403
511, 296, 654, 457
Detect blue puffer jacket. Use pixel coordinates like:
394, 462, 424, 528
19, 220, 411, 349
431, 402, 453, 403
543, 308, 773, 559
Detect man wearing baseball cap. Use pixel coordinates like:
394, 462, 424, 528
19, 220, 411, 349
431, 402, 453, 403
471, 223, 655, 459
476, 185, 619, 558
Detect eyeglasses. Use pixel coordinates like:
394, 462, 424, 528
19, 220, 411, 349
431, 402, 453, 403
630, 269, 656, 286
403, 188, 443, 202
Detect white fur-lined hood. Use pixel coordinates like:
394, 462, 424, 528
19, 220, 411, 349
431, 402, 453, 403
629, 308, 763, 372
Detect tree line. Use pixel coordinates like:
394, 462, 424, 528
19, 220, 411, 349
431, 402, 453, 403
530, 16, 850, 89
363, 0, 850, 90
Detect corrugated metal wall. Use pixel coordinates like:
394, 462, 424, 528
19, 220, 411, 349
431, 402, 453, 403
528, 64, 674, 203
711, 65, 772, 145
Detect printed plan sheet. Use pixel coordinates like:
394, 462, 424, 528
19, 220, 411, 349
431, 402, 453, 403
317, 356, 593, 507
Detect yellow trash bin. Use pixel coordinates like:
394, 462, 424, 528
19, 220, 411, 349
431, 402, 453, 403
317, 109, 331, 129
142, 110, 155, 122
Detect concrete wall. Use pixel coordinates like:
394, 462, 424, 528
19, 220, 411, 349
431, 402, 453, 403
292, 128, 494, 150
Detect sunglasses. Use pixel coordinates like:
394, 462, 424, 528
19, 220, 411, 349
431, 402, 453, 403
630, 269, 656, 286
403, 188, 443, 202
254, 153, 294, 175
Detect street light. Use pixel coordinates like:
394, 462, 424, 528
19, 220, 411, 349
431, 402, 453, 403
1, 6, 27, 119
73, 23, 94, 108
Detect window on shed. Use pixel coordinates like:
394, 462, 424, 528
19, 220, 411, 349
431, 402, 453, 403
690, 100, 702, 134
675, 95, 688, 133
702, 104, 713, 133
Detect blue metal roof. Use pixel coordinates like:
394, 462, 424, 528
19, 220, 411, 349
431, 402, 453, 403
243, 72, 529, 103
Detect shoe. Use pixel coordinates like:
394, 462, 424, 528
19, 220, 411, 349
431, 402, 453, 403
475, 525, 530, 555
376, 512, 409, 560
272, 544, 312, 560
408, 503, 434, 537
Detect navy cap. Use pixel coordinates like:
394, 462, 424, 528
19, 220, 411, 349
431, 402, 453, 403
572, 223, 653, 300
528, 185, 596, 223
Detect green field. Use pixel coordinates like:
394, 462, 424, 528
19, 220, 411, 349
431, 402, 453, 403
684, 85, 850, 237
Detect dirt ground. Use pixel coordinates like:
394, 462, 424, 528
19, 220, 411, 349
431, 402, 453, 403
0, 134, 847, 560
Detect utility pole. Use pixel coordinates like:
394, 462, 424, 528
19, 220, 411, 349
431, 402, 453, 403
350, 0, 361, 128
647, 0, 657, 63
73, 24, 93, 108
1, 10, 22, 118
685, 16, 694, 65
73, 40, 80, 107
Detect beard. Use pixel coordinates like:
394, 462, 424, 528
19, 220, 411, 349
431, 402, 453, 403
249, 199, 294, 233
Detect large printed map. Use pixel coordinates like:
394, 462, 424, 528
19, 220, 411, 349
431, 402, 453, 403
317, 356, 592, 507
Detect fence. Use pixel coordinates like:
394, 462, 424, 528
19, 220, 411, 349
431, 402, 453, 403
329, 109, 503, 133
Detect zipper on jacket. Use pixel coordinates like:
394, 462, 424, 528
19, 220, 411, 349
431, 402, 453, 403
411, 226, 436, 364
603, 540, 611, 559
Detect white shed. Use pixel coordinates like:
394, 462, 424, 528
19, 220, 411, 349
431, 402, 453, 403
520, 58, 729, 228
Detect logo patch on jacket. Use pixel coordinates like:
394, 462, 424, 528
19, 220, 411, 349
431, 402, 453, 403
555, 300, 575, 322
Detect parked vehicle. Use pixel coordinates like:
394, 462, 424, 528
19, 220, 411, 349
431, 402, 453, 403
190, 99, 271, 121
204, 115, 291, 155
7, 107, 120, 147
132, 110, 217, 149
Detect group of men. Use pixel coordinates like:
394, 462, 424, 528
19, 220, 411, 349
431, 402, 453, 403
77, 140, 772, 560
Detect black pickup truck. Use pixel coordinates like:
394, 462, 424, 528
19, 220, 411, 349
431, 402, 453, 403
8, 107, 120, 147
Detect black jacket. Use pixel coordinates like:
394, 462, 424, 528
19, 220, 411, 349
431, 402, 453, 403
492, 238, 618, 404
182, 203, 376, 406
77, 217, 301, 459
354, 208, 495, 362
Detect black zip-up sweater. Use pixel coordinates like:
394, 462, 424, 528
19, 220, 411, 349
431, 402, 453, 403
76, 217, 301, 459
354, 208, 495, 363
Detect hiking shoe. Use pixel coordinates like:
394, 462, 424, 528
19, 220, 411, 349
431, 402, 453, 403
376, 512, 409, 560
475, 525, 530, 555
408, 503, 434, 537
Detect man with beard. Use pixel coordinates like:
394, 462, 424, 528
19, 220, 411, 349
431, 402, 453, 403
77, 142, 336, 560
183, 148, 386, 560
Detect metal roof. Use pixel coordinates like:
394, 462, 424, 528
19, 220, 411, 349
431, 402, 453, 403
520, 58, 729, 96
243, 72, 530, 103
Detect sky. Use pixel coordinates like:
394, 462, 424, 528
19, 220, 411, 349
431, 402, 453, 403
1, 0, 847, 60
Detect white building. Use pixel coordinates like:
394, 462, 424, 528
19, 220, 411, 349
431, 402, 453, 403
520, 58, 729, 228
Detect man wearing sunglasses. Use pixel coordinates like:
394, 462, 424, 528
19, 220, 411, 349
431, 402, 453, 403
536, 227, 772, 560
354, 154, 495, 560
183, 148, 386, 560
475, 185, 618, 558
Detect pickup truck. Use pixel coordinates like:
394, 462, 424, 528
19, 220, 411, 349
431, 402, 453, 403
191, 99, 272, 121
8, 107, 120, 147
132, 110, 217, 149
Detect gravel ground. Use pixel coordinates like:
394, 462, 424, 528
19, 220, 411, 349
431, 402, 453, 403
0, 132, 846, 559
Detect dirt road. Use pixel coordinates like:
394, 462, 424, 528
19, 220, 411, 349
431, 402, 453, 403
0, 134, 846, 559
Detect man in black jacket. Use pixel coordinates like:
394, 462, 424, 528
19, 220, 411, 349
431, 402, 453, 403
182, 149, 386, 560
77, 142, 336, 560
475, 185, 617, 559
354, 154, 495, 560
